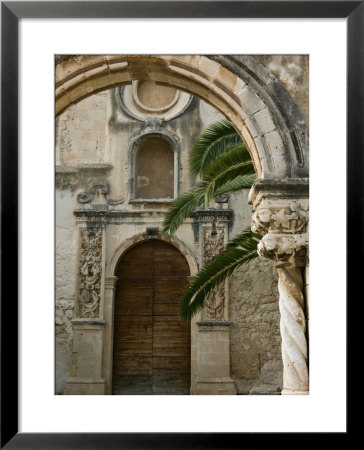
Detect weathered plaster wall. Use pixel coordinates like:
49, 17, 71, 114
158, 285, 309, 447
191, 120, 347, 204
57, 92, 108, 164
55, 189, 78, 393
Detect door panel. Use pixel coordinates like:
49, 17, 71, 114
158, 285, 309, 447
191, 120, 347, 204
112, 240, 191, 395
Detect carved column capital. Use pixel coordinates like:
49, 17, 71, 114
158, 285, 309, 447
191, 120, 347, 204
251, 199, 308, 236
250, 181, 309, 265
258, 233, 308, 265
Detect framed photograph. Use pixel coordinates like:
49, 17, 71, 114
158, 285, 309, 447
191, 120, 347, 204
1, 1, 356, 447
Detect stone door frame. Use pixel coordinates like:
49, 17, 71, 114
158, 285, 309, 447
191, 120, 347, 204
104, 232, 199, 395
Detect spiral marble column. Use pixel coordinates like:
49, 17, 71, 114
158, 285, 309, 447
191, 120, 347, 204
249, 181, 309, 395
277, 258, 308, 394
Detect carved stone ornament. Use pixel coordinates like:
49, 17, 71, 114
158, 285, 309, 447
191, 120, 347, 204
191, 209, 233, 224
205, 283, 225, 320
78, 228, 103, 318
77, 182, 124, 206
203, 225, 225, 320
251, 200, 308, 235
214, 193, 229, 203
203, 225, 225, 264
55, 303, 74, 335
257, 233, 308, 264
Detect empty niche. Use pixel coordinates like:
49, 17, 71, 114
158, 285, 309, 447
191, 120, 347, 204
134, 136, 174, 199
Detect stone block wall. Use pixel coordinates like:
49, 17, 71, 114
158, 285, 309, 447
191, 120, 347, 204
229, 259, 282, 394
56, 91, 108, 165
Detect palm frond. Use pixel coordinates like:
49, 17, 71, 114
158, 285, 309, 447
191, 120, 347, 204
215, 174, 256, 194
180, 230, 261, 321
190, 119, 243, 177
163, 174, 255, 235
203, 145, 255, 205
162, 182, 208, 235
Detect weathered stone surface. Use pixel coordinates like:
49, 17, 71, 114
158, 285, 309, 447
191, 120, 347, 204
229, 257, 282, 394
253, 55, 309, 126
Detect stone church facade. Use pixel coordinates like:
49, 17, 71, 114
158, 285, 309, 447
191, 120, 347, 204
55, 55, 309, 395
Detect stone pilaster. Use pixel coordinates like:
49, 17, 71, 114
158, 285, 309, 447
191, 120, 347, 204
190, 205, 236, 395
64, 214, 108, 395
249, 179, 309, 395
102, 276, 118, 394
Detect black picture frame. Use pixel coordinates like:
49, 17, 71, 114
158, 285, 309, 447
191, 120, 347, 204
1, 1, 356, 448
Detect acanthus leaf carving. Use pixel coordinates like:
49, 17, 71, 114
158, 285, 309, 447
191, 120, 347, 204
251, 200, 308, 235
78, 227, 103, 318
203, 225, 225, 320
257, 233, 308, 265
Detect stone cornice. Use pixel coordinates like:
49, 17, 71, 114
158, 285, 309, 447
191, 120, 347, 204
249, 178, 309, 209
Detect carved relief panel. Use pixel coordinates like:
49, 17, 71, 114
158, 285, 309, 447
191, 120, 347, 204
77, 227, 104, 318
202, 225, 226, 321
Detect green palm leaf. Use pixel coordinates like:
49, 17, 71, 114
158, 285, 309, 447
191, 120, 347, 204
180, 230, 261, 321
203, 145, 255, 205
190, 119, 243, 177
215, 174, 256, 194
162, 182, 208, 235
163, 174, 255, 235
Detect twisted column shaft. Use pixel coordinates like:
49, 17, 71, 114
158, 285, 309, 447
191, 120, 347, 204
277, 263, 308, 394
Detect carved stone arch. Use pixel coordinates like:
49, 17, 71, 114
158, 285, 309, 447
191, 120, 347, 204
55, 54, 308, 180
106, 231, 198, 278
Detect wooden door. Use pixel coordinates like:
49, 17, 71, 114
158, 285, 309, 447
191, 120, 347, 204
112, 240, 191, 395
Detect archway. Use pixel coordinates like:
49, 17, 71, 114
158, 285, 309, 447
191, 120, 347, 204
112, 239, 191, 395
55, 54, 308, 180
59, 55, 310, 395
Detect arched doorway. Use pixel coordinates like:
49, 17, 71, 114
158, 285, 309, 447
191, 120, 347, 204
112, 239, 191, 395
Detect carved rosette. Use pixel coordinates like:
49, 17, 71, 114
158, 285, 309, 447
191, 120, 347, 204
203, 226, 225, 320
77, 227, 103, 318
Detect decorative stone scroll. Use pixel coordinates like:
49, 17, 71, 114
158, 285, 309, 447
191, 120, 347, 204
77, 182, 124, 206
77, 227, 103, 318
